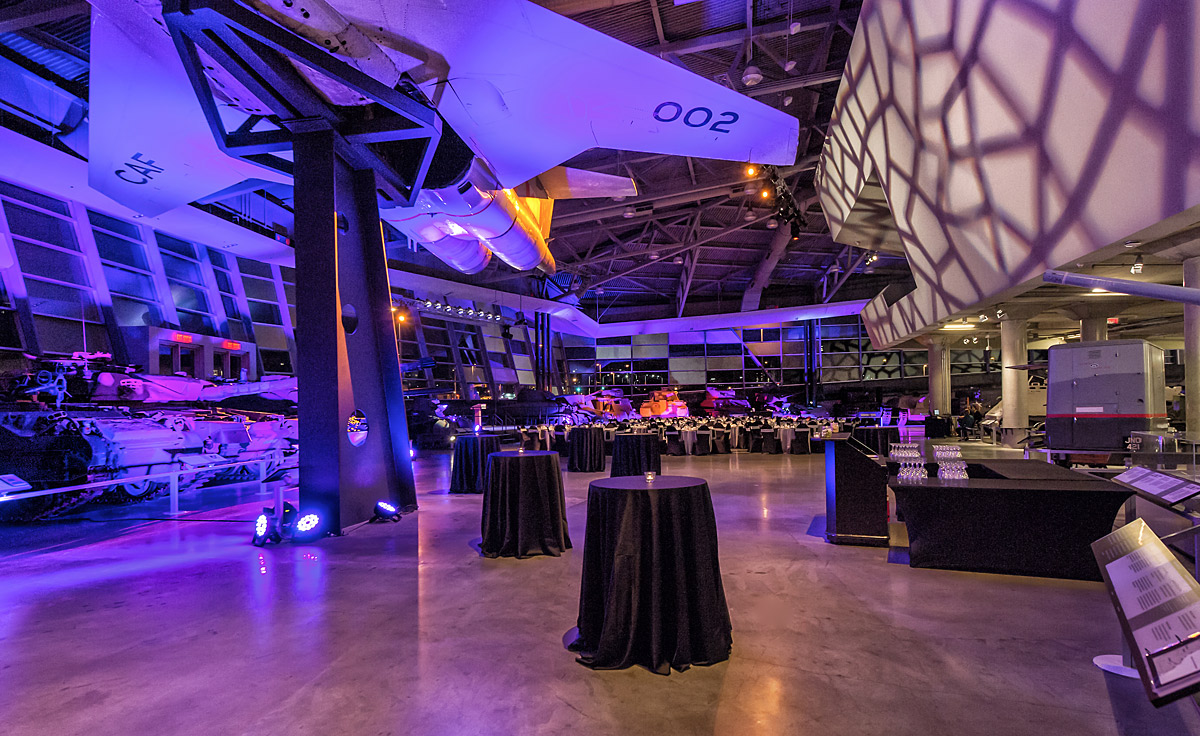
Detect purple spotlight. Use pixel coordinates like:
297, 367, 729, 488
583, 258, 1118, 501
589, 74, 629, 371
373, 500, 402, 522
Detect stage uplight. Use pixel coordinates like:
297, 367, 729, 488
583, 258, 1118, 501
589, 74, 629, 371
294, 513, 322, 541
373, 500, 402, 522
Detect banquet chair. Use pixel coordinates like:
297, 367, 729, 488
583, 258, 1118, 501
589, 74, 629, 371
762, 428, 781, 455
553, 424, 568, 454
695, 430, 712, 456
747, 427, 763, 453
521, 428, 540, 451
603, 426, 616, 455
712, 428, 730, 454
790, 427, 811, 454
664, 430, 686, 456
878, 408, 893, 426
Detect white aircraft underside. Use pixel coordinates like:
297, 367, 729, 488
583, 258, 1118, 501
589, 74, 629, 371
84, 0, 801, 275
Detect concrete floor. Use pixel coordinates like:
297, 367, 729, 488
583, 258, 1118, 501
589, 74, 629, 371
1, 451, 1198, 736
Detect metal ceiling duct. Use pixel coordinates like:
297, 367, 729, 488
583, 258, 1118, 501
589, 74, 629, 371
1043, 270, 1200, 307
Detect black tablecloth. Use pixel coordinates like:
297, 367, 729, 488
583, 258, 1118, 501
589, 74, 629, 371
567, 426, 606, 473
891, 460, 1133, 580
448, 433, 502, 494
924, 417, 953, 438
570, 475, 732, 674
610, 433, 662, 477
480, 451, 572, 559
852, 425, 901, 456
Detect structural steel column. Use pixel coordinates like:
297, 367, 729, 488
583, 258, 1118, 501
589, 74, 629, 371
1080, 317, 1108, 342
1185, 257, 1200, 443
293, 127, 416, 532
922, 336, 952, 417
1000, 318, 1028, 448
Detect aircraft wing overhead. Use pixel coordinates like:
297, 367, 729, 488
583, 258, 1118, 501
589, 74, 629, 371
87, 0, 289, 217
337, 0, 800, 189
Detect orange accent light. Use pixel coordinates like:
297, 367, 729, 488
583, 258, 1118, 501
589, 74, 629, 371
222, 340, 242, 350
172, 333, 193, 343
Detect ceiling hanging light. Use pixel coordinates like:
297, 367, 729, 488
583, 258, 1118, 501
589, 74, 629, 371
783, 95, 794, 107
766, 219, 779, 230
745, 165, 757, 177
744, 211, 756, 222
649, 252, 660, 260
741, 64, 763, 87
673, 256, 684, 265
784, 60, 797, 72
622, 205, 636, 219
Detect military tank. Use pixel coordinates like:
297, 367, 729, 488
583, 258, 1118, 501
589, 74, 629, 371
0, 354, 297, 521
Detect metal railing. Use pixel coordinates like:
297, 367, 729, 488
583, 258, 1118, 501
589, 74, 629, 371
0, 451, 297, 516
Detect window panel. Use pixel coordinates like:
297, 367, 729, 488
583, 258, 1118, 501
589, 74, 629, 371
103, 265, 156, 300
207, 248, 228, 269
236, 257, 273, 278
214, 270, 235, 294
169, 282, 210, 312
248, 301, 282, 325
0, 180, 69, 215
25, 279, 100, 321
111, 296, 161, 327
4, 202, 78, 249
154, 232, 195, 258
260, 349, 293, 373
87, 210, 140, 240
161, 253, 202, 284
177, 311, 215, 335
241, 276, 277, 301
13, 240, 90, 285
93, 231, 149, 270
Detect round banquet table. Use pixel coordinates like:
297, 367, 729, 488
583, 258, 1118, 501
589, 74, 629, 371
680, 429, 698, 454
569, 475, 732, 674
448, 433, 502, 493
480, 451, 572, 559
567, 426, 606, 473
610, 432, 662, 477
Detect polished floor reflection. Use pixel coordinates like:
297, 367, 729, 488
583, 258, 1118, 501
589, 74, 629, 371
1, 452, 1197, 735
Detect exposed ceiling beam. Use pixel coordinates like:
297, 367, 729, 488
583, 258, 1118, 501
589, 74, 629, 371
652, 9, 857, 57
746, 69, 845, 97
568, 213, 777, 295
0, 0, 88, 33
552, 159, 817, 227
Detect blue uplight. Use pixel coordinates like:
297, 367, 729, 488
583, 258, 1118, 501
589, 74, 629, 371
254, 513, 268, 537
377, 501, 396, 514
296, 513, 320, 533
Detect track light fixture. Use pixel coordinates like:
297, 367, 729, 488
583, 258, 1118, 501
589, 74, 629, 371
1130, 256, 1144, 275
